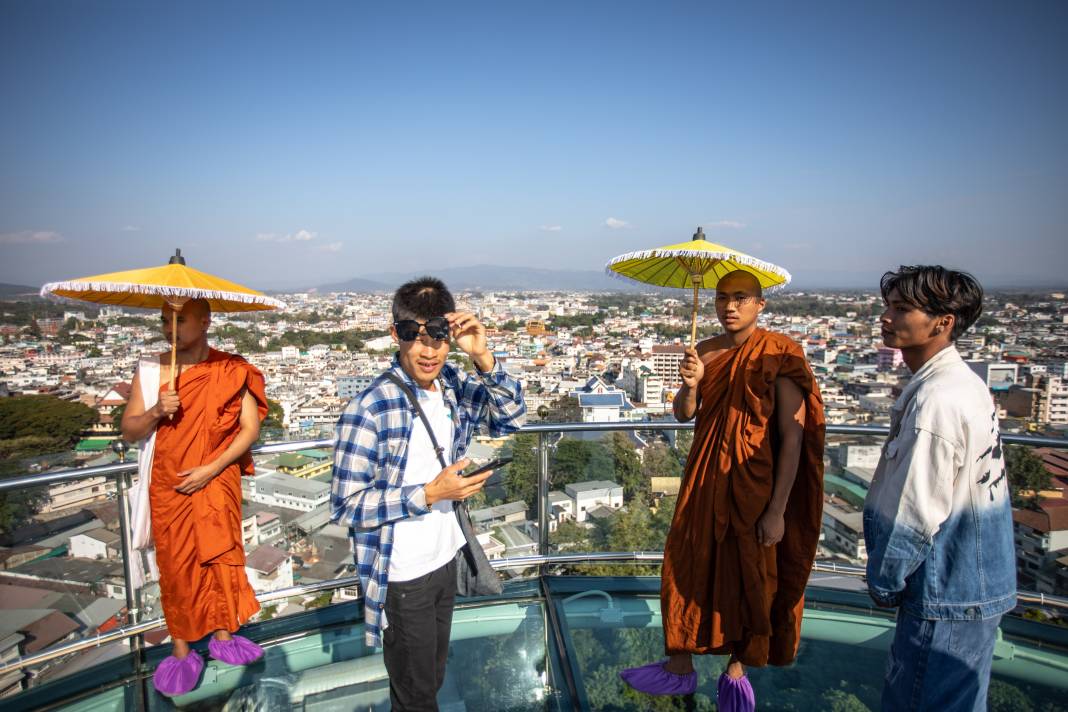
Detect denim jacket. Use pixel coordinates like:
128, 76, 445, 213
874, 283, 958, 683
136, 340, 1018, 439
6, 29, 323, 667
863, 347, 1016, 620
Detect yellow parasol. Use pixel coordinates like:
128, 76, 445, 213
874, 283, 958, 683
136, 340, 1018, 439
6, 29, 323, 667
41, 249, 284, 389
606, 227, 791, 346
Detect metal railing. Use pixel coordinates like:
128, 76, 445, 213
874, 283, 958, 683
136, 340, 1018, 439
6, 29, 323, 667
1, 422, 1067, 682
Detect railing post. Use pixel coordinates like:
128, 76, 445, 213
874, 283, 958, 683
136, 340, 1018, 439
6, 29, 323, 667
537, 432, 550, 562
114, 471, 145, 665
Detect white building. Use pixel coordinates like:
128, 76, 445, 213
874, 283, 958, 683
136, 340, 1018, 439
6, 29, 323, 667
39, 477, 115, 515
1040, 376, 1068, 424
822, 503, 866, 561
244, 544, 294, 593
68, 529, 121, 560
256, 512, 284, 543
241, 512, 258, 548
243, 473, 330, 512
650, 345, 685, 384
548, 491, 575, 532
967, 361, 1019, 392
836, 444, 881, 470
565, 481, 623, 523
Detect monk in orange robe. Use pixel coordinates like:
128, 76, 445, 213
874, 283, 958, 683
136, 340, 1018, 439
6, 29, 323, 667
622, 271, 824, 708
122, 298, 268, 697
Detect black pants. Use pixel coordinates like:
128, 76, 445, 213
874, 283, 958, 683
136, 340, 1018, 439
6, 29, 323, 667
382, 558, 457, 711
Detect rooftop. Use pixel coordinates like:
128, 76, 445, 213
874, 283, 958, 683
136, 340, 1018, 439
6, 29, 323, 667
565, 480, 622, 494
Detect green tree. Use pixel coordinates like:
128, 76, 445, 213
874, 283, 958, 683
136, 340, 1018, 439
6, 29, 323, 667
503, 433, 539, 511
674, 429, 694, 460
0, 396, 98, 535
609, 432, 645, 502
549, 519, 590, 551
1006, 445, 1051, 510
0, 488, 47, 536
544, 395, 581, 423
110, 403, 126, 431
263, 399, 285, 429
642, 441, 682, 481
987, 679, 1033, 712
552, 439, 613, 488
822, 689, 872, 712
0, 395, 97, 445
306, 591, 335, 609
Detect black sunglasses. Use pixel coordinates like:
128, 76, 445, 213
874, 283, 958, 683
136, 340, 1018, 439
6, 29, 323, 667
394, 317, 450, 342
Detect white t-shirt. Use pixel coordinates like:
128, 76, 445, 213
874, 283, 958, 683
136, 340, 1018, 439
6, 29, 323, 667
389, 385, 466, 582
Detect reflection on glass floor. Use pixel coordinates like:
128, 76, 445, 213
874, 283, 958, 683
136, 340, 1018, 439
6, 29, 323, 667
555, 579, 1068, 711
25, 578, 1068, 712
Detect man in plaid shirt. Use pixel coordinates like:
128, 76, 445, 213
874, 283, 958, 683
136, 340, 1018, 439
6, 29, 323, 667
330, 277, 525, 711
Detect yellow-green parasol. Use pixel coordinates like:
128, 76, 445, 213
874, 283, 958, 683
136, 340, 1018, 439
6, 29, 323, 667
606, 227, 791, 346
41, 249, 284, 388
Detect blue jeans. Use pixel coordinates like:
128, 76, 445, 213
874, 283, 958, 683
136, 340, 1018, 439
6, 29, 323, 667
882, 610, 1001, 712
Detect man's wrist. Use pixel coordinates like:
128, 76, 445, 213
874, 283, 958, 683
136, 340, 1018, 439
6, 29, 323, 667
423, 482, 438, 507
471, 350, 495, 373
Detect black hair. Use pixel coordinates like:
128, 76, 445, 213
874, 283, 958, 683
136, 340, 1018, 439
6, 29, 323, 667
880, 265, 983, 341
391, 276, 455, 322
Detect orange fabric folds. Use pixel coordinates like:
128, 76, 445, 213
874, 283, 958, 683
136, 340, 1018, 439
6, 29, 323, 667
150, 349, 268, 642
662, 329, 825, 667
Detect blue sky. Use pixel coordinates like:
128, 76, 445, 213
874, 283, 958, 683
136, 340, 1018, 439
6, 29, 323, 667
1, 1, 1065, 290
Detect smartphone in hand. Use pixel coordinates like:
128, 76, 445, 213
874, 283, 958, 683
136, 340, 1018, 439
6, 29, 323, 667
463, 456, 513, 478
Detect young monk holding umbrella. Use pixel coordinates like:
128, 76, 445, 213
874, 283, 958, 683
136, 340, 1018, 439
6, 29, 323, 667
608, 232, 825, 710
42, 250, 285, 697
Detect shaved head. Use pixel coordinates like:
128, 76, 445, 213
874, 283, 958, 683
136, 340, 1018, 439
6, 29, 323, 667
183, 298, 211, 318
716, 270, 763, 297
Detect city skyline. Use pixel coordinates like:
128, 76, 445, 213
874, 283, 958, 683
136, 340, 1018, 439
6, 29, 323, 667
2, 2, 1066, 289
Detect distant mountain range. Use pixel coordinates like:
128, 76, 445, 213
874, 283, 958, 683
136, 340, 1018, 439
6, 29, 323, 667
0, 283, 39, 298
316, 265, 646, 293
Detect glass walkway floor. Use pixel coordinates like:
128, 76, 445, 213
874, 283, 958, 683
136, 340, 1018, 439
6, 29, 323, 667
11, 577, 1068, 711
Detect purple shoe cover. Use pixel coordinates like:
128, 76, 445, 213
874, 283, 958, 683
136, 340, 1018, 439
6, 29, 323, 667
717, 671, 756, 712
152, 650, 204, 697
208, 635, 263, 666
619, 659, 697, 696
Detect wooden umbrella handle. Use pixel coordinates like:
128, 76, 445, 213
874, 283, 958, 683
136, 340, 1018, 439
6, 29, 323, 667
690, 281, 699, 347
169, 309, 177, 390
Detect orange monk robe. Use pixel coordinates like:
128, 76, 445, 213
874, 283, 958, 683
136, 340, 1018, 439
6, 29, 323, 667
662, 328, 825, 667
150, 349, 268, 642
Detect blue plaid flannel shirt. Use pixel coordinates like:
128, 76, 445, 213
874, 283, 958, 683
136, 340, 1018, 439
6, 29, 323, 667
330, 353, 526, 647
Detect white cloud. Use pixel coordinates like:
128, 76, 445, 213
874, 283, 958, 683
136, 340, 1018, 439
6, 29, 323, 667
539, 225, 563, 232
317, 241, 343, 253
604, 217, 630, 229
706, 220, 746, 229
0, 230, 63, 244
256, 229, 318, 243
121, 225, 140, 232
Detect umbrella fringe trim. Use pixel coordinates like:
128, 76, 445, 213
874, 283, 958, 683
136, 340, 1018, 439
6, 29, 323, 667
605, 250, 792, 291
40, 281, 287, 308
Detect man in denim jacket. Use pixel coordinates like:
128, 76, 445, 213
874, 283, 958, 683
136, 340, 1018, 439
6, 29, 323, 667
864, 265, 1016, 712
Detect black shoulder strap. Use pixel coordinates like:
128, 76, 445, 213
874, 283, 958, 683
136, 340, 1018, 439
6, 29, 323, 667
383, 371, 449, 470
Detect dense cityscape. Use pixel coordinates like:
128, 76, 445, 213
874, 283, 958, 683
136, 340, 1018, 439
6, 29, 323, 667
1, 286, 1066, 701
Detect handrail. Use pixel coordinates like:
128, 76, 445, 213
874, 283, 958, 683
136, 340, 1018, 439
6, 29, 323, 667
2, 550, 1066, 678
2, 425, 1066, 492
2, 423, 1067, 685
